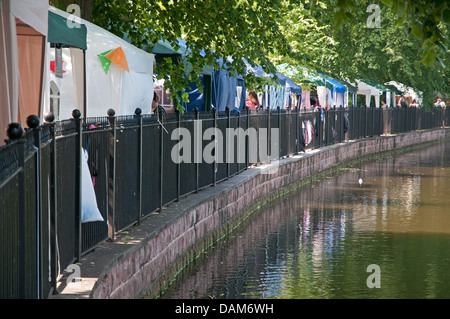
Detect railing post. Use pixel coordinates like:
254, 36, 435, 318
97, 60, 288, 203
212, 107, 217, 186
72, 109, 83, 262
287, 107, 291, 157
326, 108, 330, 145
135, 108, 143, 224
6, 123, 26, 298
364, 107, 367, 137
176, 108, 181, 201
267, 107, 271, 161
278, 106, 281, 157
226, 106, 230, 178
379, 108, 383, 135
26, 115, 43, 298
194, 107, 199, 193
372, 108, 376, 136
157, 107, 164, 208
107, 108, 117, 240
295, 107, 299, 154
44, 113, 59, 296
246, 107, 249, 169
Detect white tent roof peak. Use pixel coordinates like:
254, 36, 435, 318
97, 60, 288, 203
12, 0, 48, 36
49, 6, 155, 75
46, 6, 156, 119
355, 80, 382, 96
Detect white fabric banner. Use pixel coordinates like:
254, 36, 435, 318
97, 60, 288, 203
317, 86, 326, 107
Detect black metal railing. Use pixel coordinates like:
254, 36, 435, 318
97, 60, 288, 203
0, 106, 448, 298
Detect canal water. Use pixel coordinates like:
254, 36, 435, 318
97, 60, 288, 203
160, 140, 450, 299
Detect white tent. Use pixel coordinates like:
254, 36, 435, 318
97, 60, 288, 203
356, 80, 382, 107
45, 6, 156, 120
386, 81, 423, 106
0, 0, 49, 143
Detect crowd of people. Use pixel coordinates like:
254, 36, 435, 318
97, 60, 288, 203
434, 98, 447, 108
152, 87, 447, 115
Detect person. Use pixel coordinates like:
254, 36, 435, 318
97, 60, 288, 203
399, 97, 407, 108
245, 91, 260, 109
310, 97, 317, 109
152, 92, 166, 115
88, 122, 100, 130
434, 99, 441, 107
381, 99, 386, 108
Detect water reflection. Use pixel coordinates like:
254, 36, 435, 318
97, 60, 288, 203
160, 141, 450, 299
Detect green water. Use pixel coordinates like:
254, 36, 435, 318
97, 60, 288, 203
161, 141, 450, 299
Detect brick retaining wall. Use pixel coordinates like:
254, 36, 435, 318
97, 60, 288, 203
84, 128, 449, 299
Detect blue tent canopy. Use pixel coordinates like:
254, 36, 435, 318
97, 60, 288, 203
184, 75, 206, 112
325, 78, 346, 94
211, 57, 246, 112
276, 72, 302, 95
244, 60, 270, 78
211, 69, 246, 112
185, 57, 247, 113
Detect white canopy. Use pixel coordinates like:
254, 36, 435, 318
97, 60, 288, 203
386, 81, 423, 106
45, 6, 156, 120
356, 80, 382, 107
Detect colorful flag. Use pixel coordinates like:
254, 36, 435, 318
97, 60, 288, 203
98, 46, 129, 74
98, 49, 113, 74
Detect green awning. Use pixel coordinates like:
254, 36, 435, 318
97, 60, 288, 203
306, 74, 326, 86
151, 39, 213, 75
47, 11, 87, 50
151, 40, 186, 56
362, 79, 390, 92
276, 63, 325, 86
385, 84, 403, 95
333, 79, 357, 94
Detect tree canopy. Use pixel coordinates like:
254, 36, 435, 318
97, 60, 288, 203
51, 0, 450, 109
312, 0, 450, 106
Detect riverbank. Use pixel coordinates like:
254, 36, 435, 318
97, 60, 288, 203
50, 128, 450, 299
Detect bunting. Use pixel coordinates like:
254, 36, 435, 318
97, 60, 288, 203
98, 46, 129, 74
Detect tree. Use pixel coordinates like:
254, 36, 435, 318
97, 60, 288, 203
50, 0, 449, 109
50, 0, 94, 20
268, 1, 338, 84
88, 0, 293, 111
316, 0, 450, 68
310, 0, 449, 105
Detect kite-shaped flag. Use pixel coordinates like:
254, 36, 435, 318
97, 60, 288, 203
98, 49, 113, 74
98, 46, 129, 74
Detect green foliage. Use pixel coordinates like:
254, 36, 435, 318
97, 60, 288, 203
89, 0, 291, 111
311, 0, 449, 105
269, 1, 338, 77
331, 0, 449, 68
52, 0, 449, 108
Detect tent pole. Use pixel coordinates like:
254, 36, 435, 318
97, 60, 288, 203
1, 1, 12, 122
83, 50, 87, 120
38, 36, 46, 121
